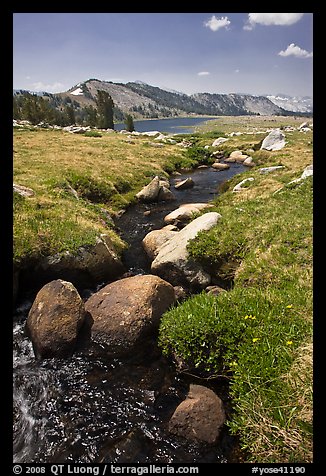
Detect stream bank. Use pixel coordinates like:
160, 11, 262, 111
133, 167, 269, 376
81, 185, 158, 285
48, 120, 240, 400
13, 163, 246, 463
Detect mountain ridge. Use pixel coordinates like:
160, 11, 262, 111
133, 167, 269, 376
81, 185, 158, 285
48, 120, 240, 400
14, 78, 313, 121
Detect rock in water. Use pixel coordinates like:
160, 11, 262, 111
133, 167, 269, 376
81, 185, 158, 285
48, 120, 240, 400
26, 279, 87, 359
142, 229, 178, 260
164, 203, 213, 225
168, 384, 226, 443
260, 129, 286, 151
136, 176, 160, 202
85, 274, 175, 356
211, 163, 230, 170
174, 177, 194, 190
151, 212, 221, 289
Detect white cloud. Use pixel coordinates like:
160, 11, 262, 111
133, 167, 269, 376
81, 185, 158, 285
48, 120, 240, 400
234, 69, 240, 74
204, 15, 230, 32
245, 13, 304, 29
197, 71, 210, 76
32, 81, 65, 93
278, 43, 313, 58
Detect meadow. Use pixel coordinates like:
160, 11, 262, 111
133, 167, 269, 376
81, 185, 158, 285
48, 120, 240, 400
13, 115, 313, 462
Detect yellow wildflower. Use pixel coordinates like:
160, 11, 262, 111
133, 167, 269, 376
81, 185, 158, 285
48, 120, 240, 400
286, 340, 293, 345
252, 338, 260, 343
286, 305, 293, 309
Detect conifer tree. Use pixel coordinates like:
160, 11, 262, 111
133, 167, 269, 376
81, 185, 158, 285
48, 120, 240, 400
96, 91, 114, 129
124, 114, 135, 132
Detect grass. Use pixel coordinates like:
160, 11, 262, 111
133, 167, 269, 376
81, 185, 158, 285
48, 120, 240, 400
13, 127, 189, 266
158, 116, 313, 462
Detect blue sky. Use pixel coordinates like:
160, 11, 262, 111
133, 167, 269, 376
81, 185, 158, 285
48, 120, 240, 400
13, 13, 313, 97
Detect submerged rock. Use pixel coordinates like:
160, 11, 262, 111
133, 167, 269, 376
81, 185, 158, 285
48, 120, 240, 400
26, 279, 87, 359
85, 274, 175, 356
168, 384, 226, 443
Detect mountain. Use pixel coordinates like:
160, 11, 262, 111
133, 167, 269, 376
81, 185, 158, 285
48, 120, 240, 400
14, 79, 309, 123
191, 92, 284, 116
57, 78, 292, 118
267, 94, 313, 113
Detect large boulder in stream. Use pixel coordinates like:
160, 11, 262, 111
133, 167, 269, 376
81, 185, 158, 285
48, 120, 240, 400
142, 228, 179, 260
168, 384, 226, 443
26, 279, 88, 359
85, 274, 175, 356
151, 212, 221, 289
136, 176, 176, 202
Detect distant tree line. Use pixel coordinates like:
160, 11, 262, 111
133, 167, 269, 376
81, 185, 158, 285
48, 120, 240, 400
13, 90, 127, 128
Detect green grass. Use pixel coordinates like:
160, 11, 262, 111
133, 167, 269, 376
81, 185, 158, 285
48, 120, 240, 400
159, 124, 313, 462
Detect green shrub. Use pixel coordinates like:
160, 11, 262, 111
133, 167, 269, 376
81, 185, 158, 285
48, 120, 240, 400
83, 130, 102, 137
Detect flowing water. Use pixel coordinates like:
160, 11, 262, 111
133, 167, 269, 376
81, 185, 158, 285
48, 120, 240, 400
13, 163, 245, 463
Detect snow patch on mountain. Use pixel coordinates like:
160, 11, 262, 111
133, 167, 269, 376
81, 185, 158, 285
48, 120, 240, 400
71, 87, 83, 96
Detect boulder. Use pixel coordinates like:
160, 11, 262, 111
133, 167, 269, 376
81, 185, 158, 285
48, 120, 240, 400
26, 279, 87, 359
157, 186, 176, 202
232, 177, 254, 192
141, 131, 161, 137
136, 176, 160, 202
224, 156, 236, 163
211, 151, 225, 160
13, 183, 35, 197
142, 229, 178, 260
212, 137, 228, 147
259, 166, 285, 174
85, 274, 175, 356
35, 234, 125, 289
260, 129, 286, 151
211, 163, 230, 171
151, 212, 221, 289
168, 384, 226, 443
288, 164, 313, 186
164, 203, 214, 225
243, 157, 256, 167
174, 177, 194, 190
205, 285, 227, 296
301, 164, 313, 179
228, 150, 248, 162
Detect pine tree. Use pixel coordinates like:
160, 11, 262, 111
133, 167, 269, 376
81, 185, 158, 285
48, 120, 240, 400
124, 114, 135, 132
64, 105, 76, 125
96, 91, 114, 129
84, 105, 98, 127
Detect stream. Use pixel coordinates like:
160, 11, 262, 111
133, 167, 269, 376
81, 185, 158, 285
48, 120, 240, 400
13, 163, 245, 464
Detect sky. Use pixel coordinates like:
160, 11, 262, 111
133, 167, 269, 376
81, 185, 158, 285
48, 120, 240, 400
13, 13, 313, 97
